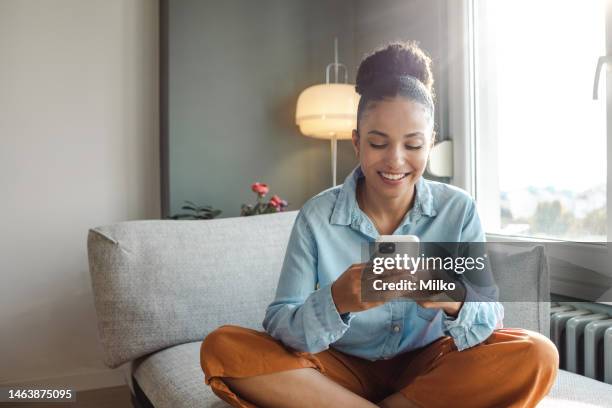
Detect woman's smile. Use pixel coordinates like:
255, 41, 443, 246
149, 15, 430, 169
378, 171, 411, 184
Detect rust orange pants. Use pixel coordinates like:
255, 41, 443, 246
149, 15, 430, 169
200, 326, 558, 408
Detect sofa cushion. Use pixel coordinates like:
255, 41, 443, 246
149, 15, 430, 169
134, 341, 612, 407
538, 370, 612, 407
88, 211, 298, 368
89, 213, 554, 368
132, 342, 223, 408
488, 244, 550, 335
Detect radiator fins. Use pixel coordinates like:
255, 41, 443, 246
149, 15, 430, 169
550, 303, 612, 383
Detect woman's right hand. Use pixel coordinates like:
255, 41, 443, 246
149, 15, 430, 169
331, 263, 385, 314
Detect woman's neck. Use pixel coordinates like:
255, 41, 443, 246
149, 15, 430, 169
357, 178, 416, 235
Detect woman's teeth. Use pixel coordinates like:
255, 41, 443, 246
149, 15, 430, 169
379, 172, 407, 180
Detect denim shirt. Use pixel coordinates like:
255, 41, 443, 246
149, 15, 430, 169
263, 167, 504, 359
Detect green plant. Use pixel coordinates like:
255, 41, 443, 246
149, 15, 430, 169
171, 200, 221, 220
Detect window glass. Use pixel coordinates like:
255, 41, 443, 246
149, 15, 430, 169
474, 0, 607, 241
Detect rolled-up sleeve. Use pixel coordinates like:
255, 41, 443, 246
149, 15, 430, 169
443, 287, 504, 350
444, 199, 504, 351
262, 211, 352, 353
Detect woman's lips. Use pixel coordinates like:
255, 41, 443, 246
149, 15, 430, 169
378, 171, 410, 185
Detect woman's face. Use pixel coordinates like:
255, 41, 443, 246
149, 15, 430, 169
352, 96, 434, 200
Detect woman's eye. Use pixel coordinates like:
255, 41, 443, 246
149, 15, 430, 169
369, 143, 386, 149
405, 145, 423, 150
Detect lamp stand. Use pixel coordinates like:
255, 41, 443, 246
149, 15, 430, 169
331, 135, 337, 186
327, 38, 342, 188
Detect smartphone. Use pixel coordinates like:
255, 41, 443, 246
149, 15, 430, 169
374, 235, 420, 265
362, 235, 421, 301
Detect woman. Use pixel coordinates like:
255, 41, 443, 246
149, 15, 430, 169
201, 42, 558, 408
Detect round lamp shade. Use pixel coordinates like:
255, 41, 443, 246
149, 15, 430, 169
295, 83, 359, 139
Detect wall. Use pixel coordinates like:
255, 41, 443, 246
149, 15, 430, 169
167, 0, 449, 218
168, 0, 358, 218
353, 0, 449, 141
0, 0, 159, 389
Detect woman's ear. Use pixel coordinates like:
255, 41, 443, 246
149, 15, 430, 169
351, 129, 360, 158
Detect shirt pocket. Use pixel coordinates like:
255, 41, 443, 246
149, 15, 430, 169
416, 304, 440, 321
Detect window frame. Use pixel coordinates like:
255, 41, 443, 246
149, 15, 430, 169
447, 0, 612, 302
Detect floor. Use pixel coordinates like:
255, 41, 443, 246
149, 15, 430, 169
0, 386, 132, 408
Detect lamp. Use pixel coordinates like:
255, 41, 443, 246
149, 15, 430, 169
296, 38, 359, 186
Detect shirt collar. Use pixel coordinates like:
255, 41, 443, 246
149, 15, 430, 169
330, 166, 436, 228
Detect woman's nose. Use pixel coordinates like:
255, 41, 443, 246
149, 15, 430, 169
385, 144, 405, 166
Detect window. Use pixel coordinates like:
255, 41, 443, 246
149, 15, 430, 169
448, 0, 612, 300
472, 0, 608, 242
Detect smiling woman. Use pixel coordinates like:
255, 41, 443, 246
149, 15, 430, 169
353, 96, 434, 234
352, 43, 436, 235
200, 42, 558, 408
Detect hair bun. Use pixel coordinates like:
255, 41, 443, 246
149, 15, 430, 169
355, 41, 434, 97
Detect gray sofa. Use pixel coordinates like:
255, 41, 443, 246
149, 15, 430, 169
87, 211, 612, 407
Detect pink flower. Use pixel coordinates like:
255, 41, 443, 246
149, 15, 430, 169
269, 195, 282, 208
269, 195, 288, 211
242, 183, 287, 216
251, 182, 269, 196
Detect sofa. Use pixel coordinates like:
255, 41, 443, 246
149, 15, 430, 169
87, 211, 612, 407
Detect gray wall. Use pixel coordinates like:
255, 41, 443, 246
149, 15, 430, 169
168, 0, 358, 217
353, 0, 449, 141
168, 0, 449, 217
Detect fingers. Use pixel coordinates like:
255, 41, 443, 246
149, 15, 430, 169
417, 300, 435, 308
351, 262, 370, 268
362, 301, 385, 309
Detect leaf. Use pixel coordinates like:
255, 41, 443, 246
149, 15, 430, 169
263, 206, 277, 214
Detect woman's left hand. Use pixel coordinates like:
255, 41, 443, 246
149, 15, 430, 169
413, 269, 466, 318
417, 300, 463, 318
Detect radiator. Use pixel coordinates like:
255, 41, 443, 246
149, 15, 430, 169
550, 303, 612, 384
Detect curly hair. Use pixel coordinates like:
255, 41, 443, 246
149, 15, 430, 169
355, 41, 435, 129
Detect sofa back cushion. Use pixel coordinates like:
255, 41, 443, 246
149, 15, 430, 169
88, 211, 550, 368
88, 211, 297, 368
487, 244, 550, 335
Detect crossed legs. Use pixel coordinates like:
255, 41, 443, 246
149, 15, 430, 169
201, 326, 558, 408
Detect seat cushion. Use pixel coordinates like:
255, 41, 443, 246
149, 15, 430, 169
133, 341, 228, 408
538, 370, 612, 407
134, 341, 612, 408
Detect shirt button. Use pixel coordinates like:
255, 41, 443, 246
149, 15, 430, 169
392, 324, 401, 333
